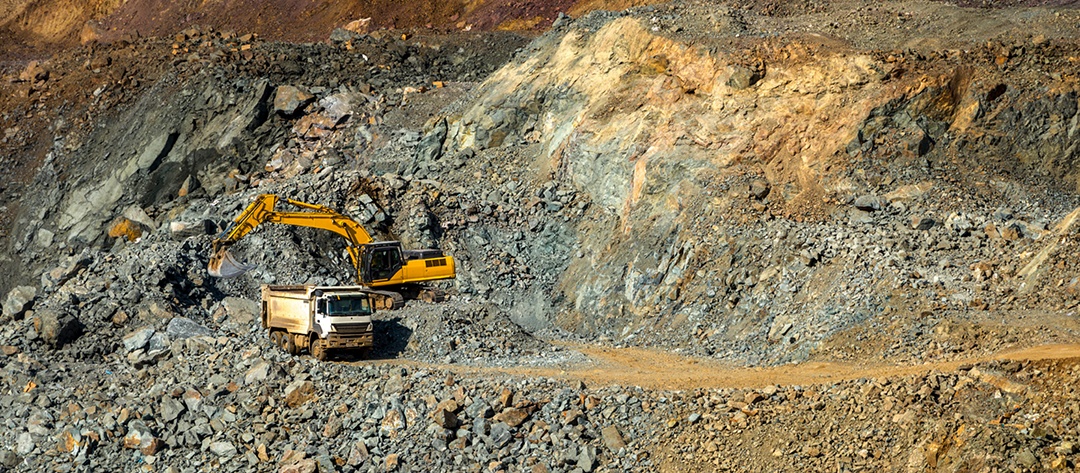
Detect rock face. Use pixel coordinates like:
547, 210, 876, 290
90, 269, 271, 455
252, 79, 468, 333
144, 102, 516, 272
447, 15, 932, 343
439, 9, 1080, 363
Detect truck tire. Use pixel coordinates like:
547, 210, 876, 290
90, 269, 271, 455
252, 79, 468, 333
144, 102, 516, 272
310, 337, 328, 361
284, 334, 299, 356
269, 330, 282, 348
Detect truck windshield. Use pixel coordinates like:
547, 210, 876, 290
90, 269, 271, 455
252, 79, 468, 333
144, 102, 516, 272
325, 297, 371, 316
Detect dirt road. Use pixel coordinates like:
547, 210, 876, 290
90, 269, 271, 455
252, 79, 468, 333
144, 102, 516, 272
384, 343, 1080, 390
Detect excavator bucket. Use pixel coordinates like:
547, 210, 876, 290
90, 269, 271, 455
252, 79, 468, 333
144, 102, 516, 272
207, 248, 255, 278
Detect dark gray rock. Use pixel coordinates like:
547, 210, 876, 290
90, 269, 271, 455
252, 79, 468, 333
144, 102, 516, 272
166, 317, 213, 339
315, 453, 336, 473
209, 441, 237, 457
601, 425, 626, 450
912, 215, 936, 231
161, 397, 186, 423
183, 389, 203, 412
0, 449, 20, 468
749, 180, 770, 200
15, 433, 33, 455
1018, 220, 1047, 239
467, 398, 494, 419
945, 213, 973, 235
853, 195, 885, 212
147, 332, 170, 352
123, 327, 156, 351
578, 445, 598, 472
244, 360, 282, 385
415, 118, 448, 164
220, 297, 259, 327
849, 209, 873, 225
473, 417, 489, 438
489, 422, 512, 448
329, 28, 362, 43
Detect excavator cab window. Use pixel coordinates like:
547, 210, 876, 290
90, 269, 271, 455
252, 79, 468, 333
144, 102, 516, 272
362, 245, 403, 283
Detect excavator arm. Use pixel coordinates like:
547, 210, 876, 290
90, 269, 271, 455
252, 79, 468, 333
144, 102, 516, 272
208, 194, 373, 278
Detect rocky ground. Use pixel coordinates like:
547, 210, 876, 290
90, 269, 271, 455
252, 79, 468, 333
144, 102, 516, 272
3, 0, 1080, 471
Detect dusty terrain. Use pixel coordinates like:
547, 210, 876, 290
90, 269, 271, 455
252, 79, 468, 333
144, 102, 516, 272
3, 0, 1080, 472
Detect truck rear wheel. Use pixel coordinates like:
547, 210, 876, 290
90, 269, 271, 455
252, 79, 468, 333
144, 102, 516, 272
284, 334, 299, 355
310, 337, 328, 361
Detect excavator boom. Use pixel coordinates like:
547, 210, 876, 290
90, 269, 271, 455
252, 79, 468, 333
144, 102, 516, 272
208, 194, 373, 278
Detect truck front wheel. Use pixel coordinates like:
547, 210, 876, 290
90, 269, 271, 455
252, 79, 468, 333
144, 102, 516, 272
310, 337, 328, 361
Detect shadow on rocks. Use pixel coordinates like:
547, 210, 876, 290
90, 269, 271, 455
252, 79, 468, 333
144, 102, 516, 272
370, 317, 412, 360
335, 317, 412, 362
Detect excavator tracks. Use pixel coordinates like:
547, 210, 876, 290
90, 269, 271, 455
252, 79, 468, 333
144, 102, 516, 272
367, 290, 405, 310
419, 288, 445, 303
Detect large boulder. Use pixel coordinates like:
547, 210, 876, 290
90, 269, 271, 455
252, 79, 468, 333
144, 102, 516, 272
273, 85, 314, 116
33, 310, 84, 347
220, 297, 259, 328
284, 380, 315, 407
2, 286, 37, 320
122, 327, 156, 351
165, 317, 213, 339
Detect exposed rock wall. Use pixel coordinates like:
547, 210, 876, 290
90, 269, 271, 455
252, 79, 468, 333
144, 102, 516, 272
448, 13, 1080, 360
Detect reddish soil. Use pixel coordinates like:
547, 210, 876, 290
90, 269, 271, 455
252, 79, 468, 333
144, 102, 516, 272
1, 0, 645, 62
96, 0, 465, 43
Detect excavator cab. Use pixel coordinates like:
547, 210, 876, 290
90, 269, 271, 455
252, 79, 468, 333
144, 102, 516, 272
358, 242, 454, 288
360, 242, 404, 283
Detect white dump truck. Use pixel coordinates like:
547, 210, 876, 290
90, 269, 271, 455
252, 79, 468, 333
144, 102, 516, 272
261, 285, 375, 360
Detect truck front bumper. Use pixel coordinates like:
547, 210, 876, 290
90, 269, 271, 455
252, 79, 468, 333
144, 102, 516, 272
323, 332, 373, 349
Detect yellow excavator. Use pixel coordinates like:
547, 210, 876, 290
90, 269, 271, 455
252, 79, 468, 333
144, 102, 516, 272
207, 194, 455, 309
